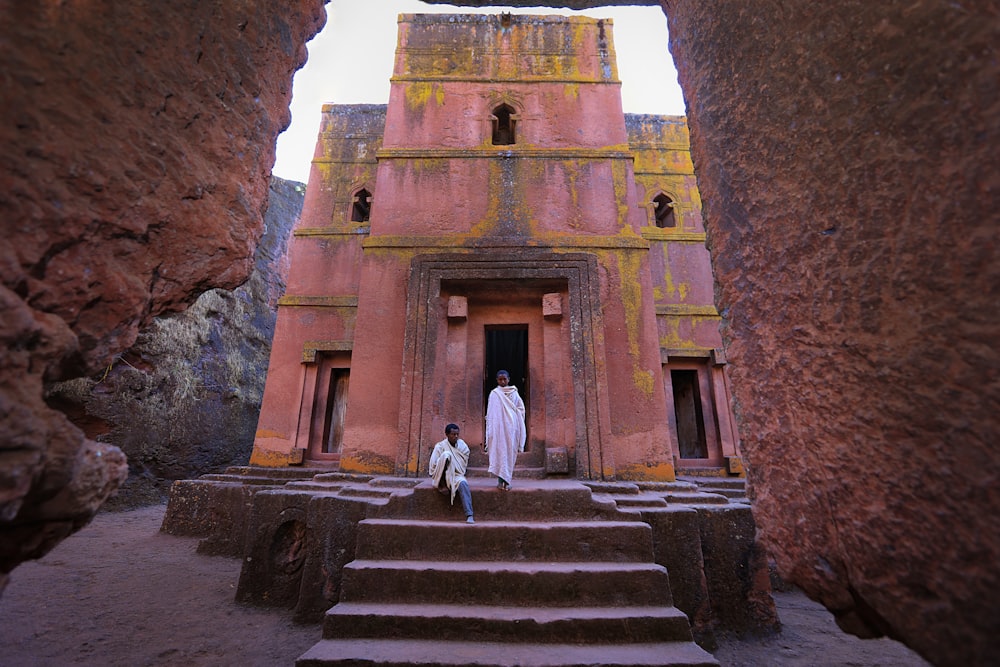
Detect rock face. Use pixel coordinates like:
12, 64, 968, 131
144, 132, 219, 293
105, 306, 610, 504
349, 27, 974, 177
0, 2, 325, 592
663, 1, 1000, 665
46, 178, 303, 507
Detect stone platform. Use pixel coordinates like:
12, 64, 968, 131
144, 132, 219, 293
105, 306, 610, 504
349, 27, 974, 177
161, 468, 777, 664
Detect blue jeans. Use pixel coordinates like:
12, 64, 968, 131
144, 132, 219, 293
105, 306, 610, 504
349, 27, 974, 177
441, 481, 472, 518
454, 480, 474, 519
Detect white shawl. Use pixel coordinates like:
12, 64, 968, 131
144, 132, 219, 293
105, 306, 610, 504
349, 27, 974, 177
429, 437, 470, 505
486, 385, 526, 483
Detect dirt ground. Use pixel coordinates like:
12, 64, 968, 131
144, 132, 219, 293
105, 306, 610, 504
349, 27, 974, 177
0, 504, 929, 667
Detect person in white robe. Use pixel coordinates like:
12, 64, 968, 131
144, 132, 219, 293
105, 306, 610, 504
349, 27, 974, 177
429, 423, 475, 523
484, 370, 526, 491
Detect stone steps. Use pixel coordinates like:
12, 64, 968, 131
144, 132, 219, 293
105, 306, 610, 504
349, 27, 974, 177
355, 519, 654, 562
296, 482, 718, 666
384, 482, 613, 522
321, 602, 693, 643
342, 559, 674, 607
298, 638, 718, 667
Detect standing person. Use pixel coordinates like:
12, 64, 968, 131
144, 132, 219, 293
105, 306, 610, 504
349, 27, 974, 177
484, 370, 526, 491
429, 423, 475, 524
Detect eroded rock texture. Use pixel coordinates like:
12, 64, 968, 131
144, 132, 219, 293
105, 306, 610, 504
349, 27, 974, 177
46, 177, 302, 508
664, 1, 999, 664
0, 2, 325, 592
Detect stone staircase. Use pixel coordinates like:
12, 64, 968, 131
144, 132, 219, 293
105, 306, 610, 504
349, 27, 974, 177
675, 477, 749, 505
296, 480, 718, 666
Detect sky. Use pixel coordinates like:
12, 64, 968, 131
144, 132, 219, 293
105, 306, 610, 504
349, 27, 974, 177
272, 1, 685, 183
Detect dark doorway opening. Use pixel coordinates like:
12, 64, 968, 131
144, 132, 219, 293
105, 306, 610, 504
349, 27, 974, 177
484, 325, 528, 446
322, 369, 350, 453
671, 369, 707, 458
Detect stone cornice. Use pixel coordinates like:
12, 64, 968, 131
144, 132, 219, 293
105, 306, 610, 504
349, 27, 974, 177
640, 229, 706, 243
390, 75, 621, 86
294, 227, 369, 237
375, 147, 633, 160
655, 304, 720, 317
277, 296, 359, 308
361, 235, 650, 250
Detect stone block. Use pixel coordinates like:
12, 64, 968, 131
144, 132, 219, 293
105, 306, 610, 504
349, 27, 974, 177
542, 292, 562, 319
161, 480, 258, 557
235, 490, 315, 609
544, 446, 569, 474
696, 505, 778, 636
293, 494, 372, 623
726, 456, 744, 475
642, 507, 712, 643
447, 295, 467, 320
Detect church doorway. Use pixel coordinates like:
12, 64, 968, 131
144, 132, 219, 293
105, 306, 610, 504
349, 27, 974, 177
484, 325, 529, 448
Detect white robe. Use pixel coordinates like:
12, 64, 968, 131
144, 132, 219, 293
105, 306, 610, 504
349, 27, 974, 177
486, 385, 526, 484
429, 437, 470, 505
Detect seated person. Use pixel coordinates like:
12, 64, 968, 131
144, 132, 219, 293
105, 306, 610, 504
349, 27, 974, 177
429, 423, 475, 524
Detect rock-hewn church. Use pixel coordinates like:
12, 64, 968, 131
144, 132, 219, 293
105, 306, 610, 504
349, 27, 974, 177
250, 13, 742, 481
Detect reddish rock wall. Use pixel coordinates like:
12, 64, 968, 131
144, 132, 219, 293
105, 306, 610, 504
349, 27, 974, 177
664, 1, 999, 664
46, 177, 302, 508
0, 2, 325, 591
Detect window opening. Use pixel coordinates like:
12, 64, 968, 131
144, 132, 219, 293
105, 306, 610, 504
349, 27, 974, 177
491, 104, 516, 145
351, 188, 372, 222
671, 369, 707, 458
653, 193, 676, 228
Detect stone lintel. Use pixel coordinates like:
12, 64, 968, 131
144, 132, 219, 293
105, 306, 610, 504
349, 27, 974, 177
661, 347, 711, 364
302, 340, 353, 364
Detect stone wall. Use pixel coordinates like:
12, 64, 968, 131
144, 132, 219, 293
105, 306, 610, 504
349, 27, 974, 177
0, 2, 325, 592
664, 1, 999, 664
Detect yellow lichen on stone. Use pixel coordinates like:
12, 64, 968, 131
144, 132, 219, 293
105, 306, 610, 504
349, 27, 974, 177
659, 315, 683, 348
616, 461, 676, 482
339, 452, 395, 475
405, 81, 445, 111
633, 368, 654, 397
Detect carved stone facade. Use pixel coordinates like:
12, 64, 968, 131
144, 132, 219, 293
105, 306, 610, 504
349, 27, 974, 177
251, 14, 741, 481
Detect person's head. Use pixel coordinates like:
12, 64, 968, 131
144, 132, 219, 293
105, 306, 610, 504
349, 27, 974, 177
445, 423, 460, 444
496, 370, 510, 387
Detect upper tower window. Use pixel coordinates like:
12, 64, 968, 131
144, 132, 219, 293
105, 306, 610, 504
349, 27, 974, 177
491, 104, 517, 145
351, 188, 372, 222
653, 193, 676, 228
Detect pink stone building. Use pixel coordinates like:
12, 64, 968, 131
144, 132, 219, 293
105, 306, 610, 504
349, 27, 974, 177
250, 14, 741, 480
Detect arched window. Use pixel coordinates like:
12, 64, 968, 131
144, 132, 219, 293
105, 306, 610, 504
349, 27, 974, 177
351, 188, 372, 223
491, 104, 516, 145
653, 193, 676, 228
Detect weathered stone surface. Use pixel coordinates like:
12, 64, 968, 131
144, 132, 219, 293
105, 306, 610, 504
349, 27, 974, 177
0, 1, 324, 590
665, 1, 1000, 664
46, 177, 302, 508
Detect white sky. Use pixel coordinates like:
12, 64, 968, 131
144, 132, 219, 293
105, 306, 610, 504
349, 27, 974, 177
272, 1, 684, 183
